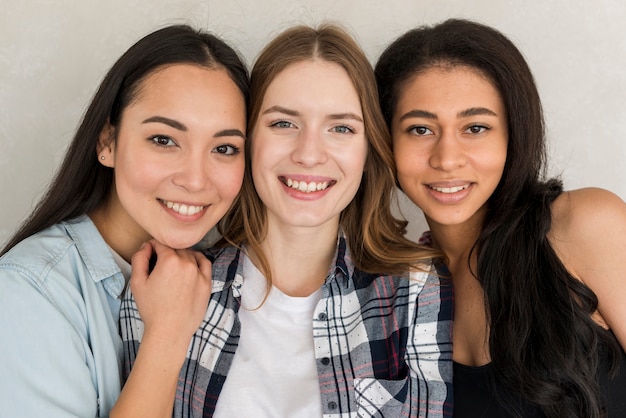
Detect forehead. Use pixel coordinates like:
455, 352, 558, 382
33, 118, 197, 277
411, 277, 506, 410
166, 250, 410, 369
132, 64, 214, 97
398, 65, 503, 111
264, 60, 359, 102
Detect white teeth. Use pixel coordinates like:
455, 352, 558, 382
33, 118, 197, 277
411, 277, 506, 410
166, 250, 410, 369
431, 185, 469, 193
285, 178, 329, 193
162, 200, 204, 215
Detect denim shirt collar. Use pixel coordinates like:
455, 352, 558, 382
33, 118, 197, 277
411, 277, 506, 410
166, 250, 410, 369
64, 215, 125, 298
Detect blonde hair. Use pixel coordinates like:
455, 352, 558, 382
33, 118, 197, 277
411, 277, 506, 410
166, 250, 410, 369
218, 24, 440, 281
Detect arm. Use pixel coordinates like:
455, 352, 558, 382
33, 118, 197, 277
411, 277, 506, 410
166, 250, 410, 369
111, 240, 212, 418
0, 267, 104, 417
550, 188, 626, 350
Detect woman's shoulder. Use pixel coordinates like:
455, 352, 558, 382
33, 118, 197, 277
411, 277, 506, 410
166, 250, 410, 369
551, 187, 626, 241
1, 216, 117, 288
552, 188, 626, 348
1, 222, 75, 270
550, 187, 626, 287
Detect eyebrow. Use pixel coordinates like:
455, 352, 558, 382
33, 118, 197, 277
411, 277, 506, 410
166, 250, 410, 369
142, 116, 187, 131
215, 129, 246, 139
398, 109, 437, 122
262, 105, 363, 122
458, 107, 498, 118
328, 112, 363, 123
262, 105, 299, 117
398, 107, 498, 122
143, 116, 245, 139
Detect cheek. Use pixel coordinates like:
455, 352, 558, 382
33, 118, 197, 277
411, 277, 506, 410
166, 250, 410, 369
115, 156, 160, 192
395, 150, 424, 183
250, 137, 269, 169
345, 138, 369, 171
220, 161, 245, 199
393, 137, 420, 169
215, 161, 246, 199
347, 148, 368, 174
483, 147, 508, 180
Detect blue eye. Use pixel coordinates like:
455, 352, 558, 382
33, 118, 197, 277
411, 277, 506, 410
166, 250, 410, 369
270, 120, 294, 129
213, 144, 240, 155
331, 125, 354, 134
149, 135, 176, 147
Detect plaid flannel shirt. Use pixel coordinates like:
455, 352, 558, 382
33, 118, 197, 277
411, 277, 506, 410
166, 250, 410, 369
121, 235, 453, 417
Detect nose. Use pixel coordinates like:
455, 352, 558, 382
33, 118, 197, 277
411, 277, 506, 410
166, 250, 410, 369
291, 128, 328, 167
171, 152, 213, 192
429, 130, 467, 171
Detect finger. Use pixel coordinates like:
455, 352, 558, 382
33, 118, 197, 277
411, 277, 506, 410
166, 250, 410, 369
192, 251, 213, 280
150, 239, 175, 257
173, 246, 202, 263
130, 241, 154, 278
150, 240, 186, 274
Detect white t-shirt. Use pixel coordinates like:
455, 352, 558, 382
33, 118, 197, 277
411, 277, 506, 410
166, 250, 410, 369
213, 254, 323, 417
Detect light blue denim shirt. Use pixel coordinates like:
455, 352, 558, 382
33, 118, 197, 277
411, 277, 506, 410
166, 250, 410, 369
0, 215, 126, 417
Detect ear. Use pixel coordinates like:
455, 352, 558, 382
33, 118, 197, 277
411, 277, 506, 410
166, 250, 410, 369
97, 121, 116, 168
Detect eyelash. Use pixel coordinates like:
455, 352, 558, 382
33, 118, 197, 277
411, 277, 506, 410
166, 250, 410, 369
464, 124, 490, 134
150, 135, 240, 157
269, 120, 295, 129
213, 144, 240, 155
269, 120, 356, 134
149, 135, 177, 147
408, 126, 433, 136
331, 125, 355, 134
407, 124, 491, 136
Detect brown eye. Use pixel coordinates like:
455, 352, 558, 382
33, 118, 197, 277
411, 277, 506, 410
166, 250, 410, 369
465, 125, 489, 134
212, 144, 240, 155
149, 135, 176, 147
409, 126, 433, 136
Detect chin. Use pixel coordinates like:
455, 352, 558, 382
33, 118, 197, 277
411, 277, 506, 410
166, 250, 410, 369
160, 235, 205, 250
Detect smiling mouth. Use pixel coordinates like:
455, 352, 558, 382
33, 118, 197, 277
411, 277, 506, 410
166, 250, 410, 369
159, 199, 206, 215
281, 177, 336, 193
428, 184, 470, 193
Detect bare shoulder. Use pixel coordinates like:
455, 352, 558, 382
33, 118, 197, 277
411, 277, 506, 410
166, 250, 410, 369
549, 187, 626, 281
550, 187, 626, 242
550, 188, 626, 348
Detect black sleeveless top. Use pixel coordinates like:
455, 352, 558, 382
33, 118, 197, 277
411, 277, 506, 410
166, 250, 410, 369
453, 338, 626, 417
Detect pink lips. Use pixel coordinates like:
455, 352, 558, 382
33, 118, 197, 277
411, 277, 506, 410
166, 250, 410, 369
425, 182, 473, 204
158, 199, 208, 222
279, 175, 336, 200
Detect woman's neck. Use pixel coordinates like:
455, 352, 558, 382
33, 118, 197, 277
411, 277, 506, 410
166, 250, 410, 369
427, 214, 492, 366
254, 221, 339, 297
429, 223, 480, 269
89, 198, 148, 263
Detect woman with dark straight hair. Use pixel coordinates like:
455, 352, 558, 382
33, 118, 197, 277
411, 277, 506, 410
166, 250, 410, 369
376, 18, 626, 417
0, 24, 249, 417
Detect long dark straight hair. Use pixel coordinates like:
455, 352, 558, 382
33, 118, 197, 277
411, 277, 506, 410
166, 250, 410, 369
375, 18, 620, 417
2, 24, 249, 256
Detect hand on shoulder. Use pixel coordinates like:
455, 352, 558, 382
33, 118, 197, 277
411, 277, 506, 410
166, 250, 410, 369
550, 187, 626, 349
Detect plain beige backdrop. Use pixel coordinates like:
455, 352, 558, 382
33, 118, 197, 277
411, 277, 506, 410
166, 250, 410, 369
1, 0, 625, 246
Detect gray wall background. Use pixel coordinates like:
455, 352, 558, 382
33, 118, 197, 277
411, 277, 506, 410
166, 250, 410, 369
2, 0, 625, 246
